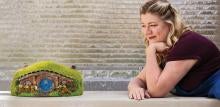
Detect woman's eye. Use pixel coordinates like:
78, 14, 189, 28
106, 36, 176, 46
141, 25, 146, 28
150, 24, 157, 27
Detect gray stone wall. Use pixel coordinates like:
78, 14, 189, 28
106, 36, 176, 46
216, 0, 220, 46
0, 0, 219, 90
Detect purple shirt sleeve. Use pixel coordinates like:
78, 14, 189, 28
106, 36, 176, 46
166, 31, 218, 65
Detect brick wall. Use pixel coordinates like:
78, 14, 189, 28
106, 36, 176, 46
216, 0, 220, 46
0, 0, 219, 90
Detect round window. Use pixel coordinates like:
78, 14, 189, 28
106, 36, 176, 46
39, 78, 53, 92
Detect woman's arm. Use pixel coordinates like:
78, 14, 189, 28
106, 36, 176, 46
145, 43, 198, 97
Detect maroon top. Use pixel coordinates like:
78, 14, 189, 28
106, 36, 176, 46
165, 31, 220, 91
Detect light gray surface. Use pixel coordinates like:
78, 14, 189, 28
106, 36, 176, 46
0, 91, 220, 107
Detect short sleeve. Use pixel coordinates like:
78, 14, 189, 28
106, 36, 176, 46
166, 31, 218, 64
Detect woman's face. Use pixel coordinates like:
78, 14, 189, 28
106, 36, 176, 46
141, 13, 170, 45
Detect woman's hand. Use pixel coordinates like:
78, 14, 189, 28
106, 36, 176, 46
128, 86, 151, 100
147, 42, 169, 53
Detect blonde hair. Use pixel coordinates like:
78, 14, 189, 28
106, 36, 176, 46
140, 0, 191, 65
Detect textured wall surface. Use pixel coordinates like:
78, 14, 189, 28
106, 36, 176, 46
0, 0, 219, 90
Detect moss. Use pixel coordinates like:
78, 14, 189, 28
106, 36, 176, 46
18, 93, 35, 97
49, 91, 59, 96
10, 61, 84, 96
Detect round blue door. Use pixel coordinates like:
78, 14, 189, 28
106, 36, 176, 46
39, 78, 53, 92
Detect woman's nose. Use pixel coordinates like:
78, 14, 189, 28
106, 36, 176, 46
145, 27, 151, 35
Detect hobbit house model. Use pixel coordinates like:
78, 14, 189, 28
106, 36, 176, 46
10, 61, 83, 97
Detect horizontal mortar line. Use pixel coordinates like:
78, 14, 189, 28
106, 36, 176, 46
0, 34, 140, 37
32, 34, 142, 39
0, 3, 142, 7
0, 50, 145, 52
24, 10, 139, 13
83, 79, 130, 81
0, 62, 144, 64
182, 15, 219, 16
0, 67, 143, 70
36, 17, 140, 19
0, 26, 141, 29
27, 2, 143, 4
179, 9, 218, 10
32, 5, 142, 8
0, 32, 141, 35
22, 7, 140, 9
79, 67, 142, 68
82, 69, 140, 71
0, 48, 144, 54
26, 23, 141, 25
71, 65, 144, 67
74, 68, 142, 70
0, 23, 216, 26
0, 54, 145, 59
36, 27, 141, 30
0, 17, 139, 19
77, 62, 144, 64
72, 67, 141, 69
0, 21, 217, 24
1, 53, 145, 55
30, 10, 219, 13
3, 57, 145, 59
0, 54, 145, 56
0, 42, 144, 45
0, 48, 145, 50
0, 67, 142, 70
175, 4, 218, 6
22, 9, 139, 13
35, 10, 139, 13
14, 10, 218, 14
0, 33, 142, 36
0, 62, 145, 65
29, 38, 142, 40
0, 22, 141, 24
1, 51, 145, 55
0, 40, 143, 43
1, 16, 218, 19
1, 10, 218, 15
2, 43, 145, 46
28, 3, 215, 5
0, 68, 142, 70
37, 13, 140, 16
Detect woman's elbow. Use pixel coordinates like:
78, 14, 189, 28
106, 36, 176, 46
148, 89, 168, 98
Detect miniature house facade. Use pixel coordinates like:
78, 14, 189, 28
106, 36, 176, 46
18, 71, 76, 96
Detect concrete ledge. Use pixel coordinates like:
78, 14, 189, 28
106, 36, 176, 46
1, 91, 220, 107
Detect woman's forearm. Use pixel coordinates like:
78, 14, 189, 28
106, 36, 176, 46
145, 47, 163, 97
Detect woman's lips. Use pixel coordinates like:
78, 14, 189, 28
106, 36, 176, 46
144, 36, 156, 43
149, 36, 156, 40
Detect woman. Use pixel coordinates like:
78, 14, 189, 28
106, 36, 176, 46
128, 0, 220, 100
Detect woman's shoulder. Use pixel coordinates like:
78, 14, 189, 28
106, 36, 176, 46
172, 30, 219, 55
167, 31, 219, 62
180, 31, 204, 39
178, 31, 212, 44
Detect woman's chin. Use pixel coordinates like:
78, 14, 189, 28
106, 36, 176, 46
148, 41, 157, 44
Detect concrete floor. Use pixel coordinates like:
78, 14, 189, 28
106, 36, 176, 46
0, 91, 220, 107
